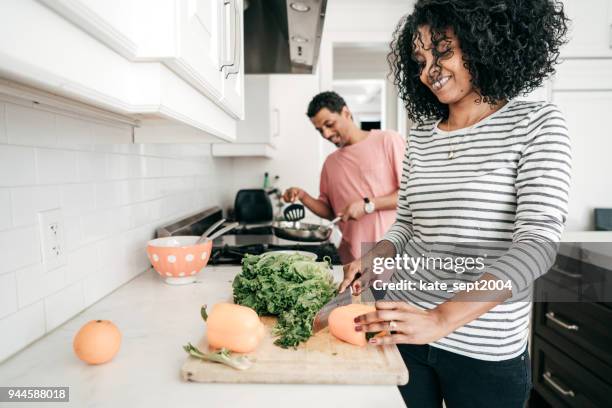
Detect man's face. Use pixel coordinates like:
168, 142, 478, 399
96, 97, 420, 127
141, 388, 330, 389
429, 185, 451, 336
310, 107, 351, 148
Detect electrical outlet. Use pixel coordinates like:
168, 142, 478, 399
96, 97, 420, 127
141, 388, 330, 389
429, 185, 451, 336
38, 209, 67, 272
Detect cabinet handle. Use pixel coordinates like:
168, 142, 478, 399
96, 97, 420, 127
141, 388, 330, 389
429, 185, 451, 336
225, 0, 241, 78
543, 371, 575, 398
219, 0, 237, 72
272, 108, 280, 137
550, 265, 581, 279
545, 311, 579, 331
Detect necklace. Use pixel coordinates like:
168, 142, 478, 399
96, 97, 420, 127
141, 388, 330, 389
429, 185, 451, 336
445, 106, 500, 159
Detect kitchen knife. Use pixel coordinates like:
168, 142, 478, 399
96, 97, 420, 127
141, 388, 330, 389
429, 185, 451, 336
312, 272, 376, 333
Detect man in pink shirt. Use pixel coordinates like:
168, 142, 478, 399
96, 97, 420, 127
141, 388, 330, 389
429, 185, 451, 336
283, 91, 406, 264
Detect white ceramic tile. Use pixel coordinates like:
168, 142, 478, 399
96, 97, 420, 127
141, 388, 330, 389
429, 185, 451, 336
107, 154, 130, 180
97, 235, 127, 270
0, 301, 45, 362
55, 114, 94, 151
0, 272, 17, 319
80, 211, 112, 244
83, 268, 126, 307
65, 244, 96, 285
63, 216, 82, 252
142, 179, 162, 200
143, 157, 164, 178
15, 264, 65, 308
0, 103, 6, 144
60, 184, 95, 217
44, 281, 84, 331
95, 181, 129, 210
115, 205, 133, 232
0, 189, 11, 230
0, 145, 36, 187
92, 122, 132, 144
36, 149, 78, 184
0, 226, 40, 275
5, 104, 57, 147
77, 151, 107, 182
10, 185, 60, 227
128, 156, 144, 178
127, 179, 144, 204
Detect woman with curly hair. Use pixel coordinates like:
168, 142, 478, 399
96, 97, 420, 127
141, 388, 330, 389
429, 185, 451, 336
341, 0, 571, 406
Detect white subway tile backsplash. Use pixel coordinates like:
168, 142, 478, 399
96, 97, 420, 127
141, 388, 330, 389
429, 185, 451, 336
44, 282, 84, 331
143, 157, 164, 178
95, 181, 129, 210
65, 244, 96, 285
0, 103, 6, 144
0, 226, 40, 275
0, 189, 11, 230
77, 151, 107, 182
55, 115, 93, 151
6, 104, 57, 147
0, 145, 37, 187
0, 272, 18, 319
15, 264, 66, 308
63, 216, 82, 251
60, 184, 95, 217
80, 211, 112, 244
10, 185, 60, 227
0, 301, 46, 362
92, 122, 132, 145
0, 99, 231, 362
107, 154, 130, 180
36, 149, 78, 184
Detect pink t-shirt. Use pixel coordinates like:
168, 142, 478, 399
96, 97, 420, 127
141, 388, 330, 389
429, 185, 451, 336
319, 130, 406, 263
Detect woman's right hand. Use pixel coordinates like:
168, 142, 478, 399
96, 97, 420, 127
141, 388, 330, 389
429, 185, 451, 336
339, 257, 370, 294
282, 187, 304, 203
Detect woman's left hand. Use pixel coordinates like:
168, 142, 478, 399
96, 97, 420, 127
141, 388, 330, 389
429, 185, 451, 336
354, 301, 451, 345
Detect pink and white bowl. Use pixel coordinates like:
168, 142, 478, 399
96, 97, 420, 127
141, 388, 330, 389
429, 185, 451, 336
146, 236, 212, 285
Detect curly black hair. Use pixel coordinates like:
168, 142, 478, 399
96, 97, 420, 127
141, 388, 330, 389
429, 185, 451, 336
389, 0, 569, 123
306, 91, 347, 118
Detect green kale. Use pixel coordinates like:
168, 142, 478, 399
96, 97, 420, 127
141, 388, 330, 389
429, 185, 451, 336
232, 253, 336, 348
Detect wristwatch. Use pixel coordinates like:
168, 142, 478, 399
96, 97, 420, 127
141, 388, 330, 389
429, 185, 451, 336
364, 197, 375, 214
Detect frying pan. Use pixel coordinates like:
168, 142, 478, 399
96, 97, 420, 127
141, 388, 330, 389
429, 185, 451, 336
271, 220, 336, 242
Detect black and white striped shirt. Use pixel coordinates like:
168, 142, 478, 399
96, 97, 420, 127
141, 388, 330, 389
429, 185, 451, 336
383, 100, 571, 361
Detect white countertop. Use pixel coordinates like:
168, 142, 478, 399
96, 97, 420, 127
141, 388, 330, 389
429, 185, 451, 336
0, 266, 406, 408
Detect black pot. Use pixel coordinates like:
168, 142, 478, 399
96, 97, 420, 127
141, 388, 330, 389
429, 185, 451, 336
234, 189, 274, 223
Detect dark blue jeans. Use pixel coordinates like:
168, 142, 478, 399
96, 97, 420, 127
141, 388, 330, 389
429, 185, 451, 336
397, 344, 531, 408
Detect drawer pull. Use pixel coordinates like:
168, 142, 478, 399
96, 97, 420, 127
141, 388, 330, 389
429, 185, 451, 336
545, 312, 579, 331
550, 265, 581, 279
543, 371, 575, 397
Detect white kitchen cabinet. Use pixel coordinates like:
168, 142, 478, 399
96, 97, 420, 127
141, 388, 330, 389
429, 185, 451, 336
561, 0, 612, 58
212, 75, 280, 157
0, 0, 244, 142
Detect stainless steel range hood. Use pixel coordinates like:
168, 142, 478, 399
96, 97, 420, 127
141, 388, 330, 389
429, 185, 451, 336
244, 0, 327, 74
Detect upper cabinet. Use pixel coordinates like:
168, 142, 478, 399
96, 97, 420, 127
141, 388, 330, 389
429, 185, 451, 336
561, 0, 612, 58
0, 0, 244, 142
212, 75, 280, 158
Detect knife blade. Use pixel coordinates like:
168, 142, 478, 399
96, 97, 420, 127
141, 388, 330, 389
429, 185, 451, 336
312, 272, 376, 333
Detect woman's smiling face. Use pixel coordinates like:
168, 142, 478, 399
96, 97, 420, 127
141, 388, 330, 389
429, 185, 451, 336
413, 25, 475, 105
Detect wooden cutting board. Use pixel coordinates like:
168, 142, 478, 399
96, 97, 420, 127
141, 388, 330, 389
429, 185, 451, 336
181, 316, 408, 385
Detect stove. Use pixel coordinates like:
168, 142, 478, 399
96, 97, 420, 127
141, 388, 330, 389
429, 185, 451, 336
156, 207, 342, 266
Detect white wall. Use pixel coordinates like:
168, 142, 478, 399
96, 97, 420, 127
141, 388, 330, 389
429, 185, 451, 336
229, 74, 322, 219
0, 99, 233, 362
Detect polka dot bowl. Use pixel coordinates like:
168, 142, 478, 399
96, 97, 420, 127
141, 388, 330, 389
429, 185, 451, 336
146, 236, 213, 285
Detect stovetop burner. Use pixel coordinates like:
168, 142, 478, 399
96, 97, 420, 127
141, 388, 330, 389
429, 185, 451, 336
210, 242, 342, 265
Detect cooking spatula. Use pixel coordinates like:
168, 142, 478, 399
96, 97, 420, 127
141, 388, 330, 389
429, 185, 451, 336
283, 203, 305, 222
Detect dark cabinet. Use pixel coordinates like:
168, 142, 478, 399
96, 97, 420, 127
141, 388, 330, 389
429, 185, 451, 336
531, 252, 612, 407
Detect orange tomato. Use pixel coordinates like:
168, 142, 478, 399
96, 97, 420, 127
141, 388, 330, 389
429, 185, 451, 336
329, 304, 376, 346
73, 320, 122, 365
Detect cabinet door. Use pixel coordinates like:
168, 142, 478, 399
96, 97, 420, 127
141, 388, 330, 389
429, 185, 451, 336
219, 0, 245, 119
174, 0, 225, 101
562, 0, 612, 57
